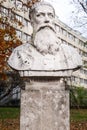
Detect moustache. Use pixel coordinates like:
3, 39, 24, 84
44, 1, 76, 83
36, 23, 56, 33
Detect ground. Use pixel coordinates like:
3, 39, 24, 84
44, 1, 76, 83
0, 108, 87, 130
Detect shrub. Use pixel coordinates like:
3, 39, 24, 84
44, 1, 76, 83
70, 86, 87, 109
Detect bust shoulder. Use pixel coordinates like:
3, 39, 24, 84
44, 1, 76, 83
14, 43, 30, 51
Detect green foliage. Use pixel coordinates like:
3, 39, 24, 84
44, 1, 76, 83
85, 41, 87, 45
70, 86, 87, 108
0, 107, 20, 119
70, 109, 87, 122
84, 41, 87, 51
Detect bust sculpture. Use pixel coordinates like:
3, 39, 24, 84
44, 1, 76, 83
8, 1, 82, 76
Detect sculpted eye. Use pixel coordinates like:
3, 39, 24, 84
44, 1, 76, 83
48, 13, 54, 18
36, 14, 40, 17
36, 13, 45, 17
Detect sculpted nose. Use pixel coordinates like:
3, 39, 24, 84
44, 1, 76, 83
44, 15, 50, 23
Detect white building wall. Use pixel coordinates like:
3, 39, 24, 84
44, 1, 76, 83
0, 0, 87, 88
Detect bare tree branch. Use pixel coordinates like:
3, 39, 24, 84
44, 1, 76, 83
78, 0, 87, 13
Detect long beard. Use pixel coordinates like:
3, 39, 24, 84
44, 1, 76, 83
33, 27, 60, 55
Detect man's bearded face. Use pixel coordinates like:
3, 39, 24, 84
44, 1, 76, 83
31, 4, 60, 55
34, 27, 60, 55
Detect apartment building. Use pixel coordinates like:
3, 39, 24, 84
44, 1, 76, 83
55, 17, 87, 88
0, 0, 87, 88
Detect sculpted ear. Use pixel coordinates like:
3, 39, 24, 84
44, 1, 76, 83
29, 9, 35, 25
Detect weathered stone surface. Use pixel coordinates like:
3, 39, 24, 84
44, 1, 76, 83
8, 1, 82, 72
7, 2, 81, 130
19, 70, 73, 77
20, 79, 70, 130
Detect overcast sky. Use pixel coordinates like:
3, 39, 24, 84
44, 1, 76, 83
45, 0, 75, 24
44, 0, 87, 38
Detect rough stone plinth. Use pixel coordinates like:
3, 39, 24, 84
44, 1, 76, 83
20, 78, 70, 130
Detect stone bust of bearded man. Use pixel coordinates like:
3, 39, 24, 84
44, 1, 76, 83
8, 1, 82, 76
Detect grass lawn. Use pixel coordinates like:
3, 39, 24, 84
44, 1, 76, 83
0, 107, 87, 130
0, 107, 20, 119
70, 109, 87, 130
0, 107, 20, 130
0, 107, 87, 121
70, 109, 87, 122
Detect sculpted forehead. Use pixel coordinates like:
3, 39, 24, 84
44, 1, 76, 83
35, 5, 55, 15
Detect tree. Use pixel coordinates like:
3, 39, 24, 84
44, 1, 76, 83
0, 0, 40, 73
0, 0, 41, 71
0, 71, 25, 106
0, 24, 22, 73
0, 0, 40, 104
70, 85, 87, 108
70, 0, 87, 37
73, 0, 87, 13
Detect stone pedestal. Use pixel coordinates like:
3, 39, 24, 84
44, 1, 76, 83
20, 78, 70, 130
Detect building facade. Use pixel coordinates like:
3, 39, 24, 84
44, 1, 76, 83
56, 17, 87, 88
0, 0, 87, 88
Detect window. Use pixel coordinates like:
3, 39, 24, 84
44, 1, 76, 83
16, 14, 22, 22
80, 78, 84, 84
1, 6, 8, 16
79, 50, 83, 55
16, 30, 22, 38
56, 25, 60, 32
23, 19, 28, 26
22, 33, 30, 42
79, 40, 84, 46
16, 0, 22, 10
84, 61, 87, 66
62, 40, 67, 44
71, 76, 75, 82
23, 33, 27, 41
84, 79, 87, 84
84, 69, 87, 75
10, 0, 15, 1
68, 33, 75, 41
26, 34, 30, 42
23, 5, 28, 12
75, 77, 79, 83
75, 37, 79, 44
80, 69, 84, 74
60, 27, 63, 33
10, 0, 15, 4
62, 29, 67, 36
0, 24, 5, 29
11, 13, 15, 20
83, 52, 87, 57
